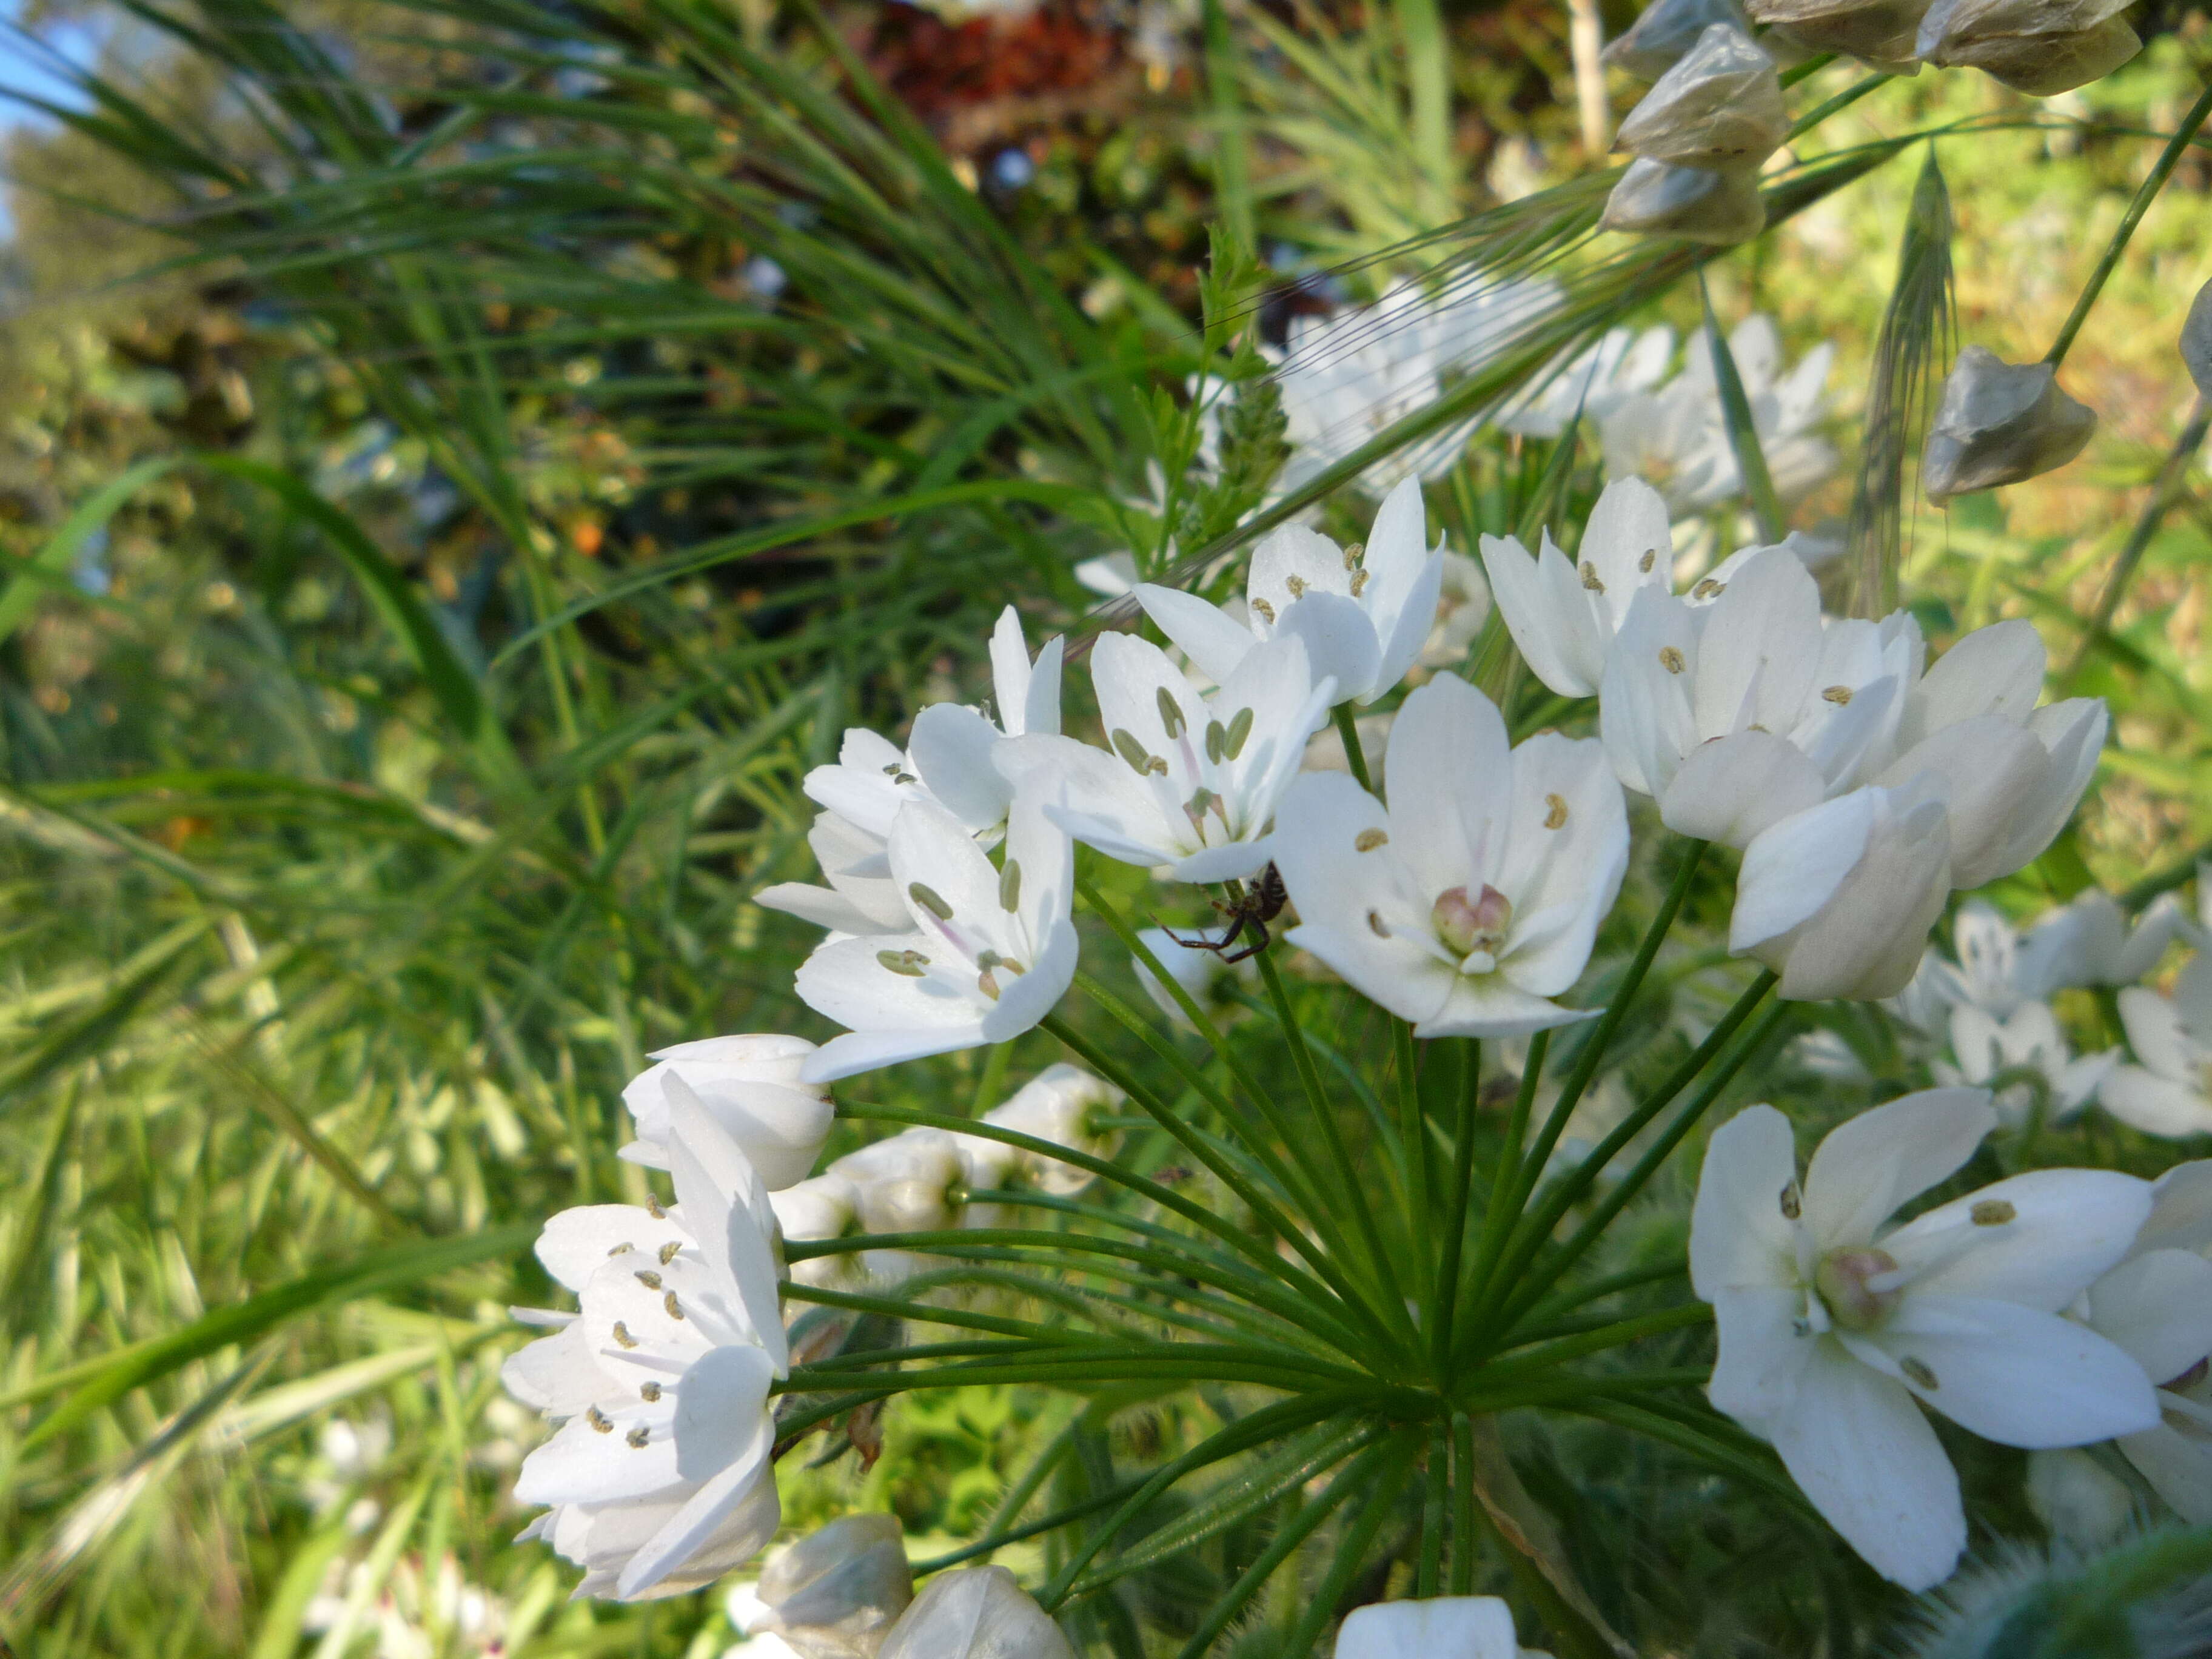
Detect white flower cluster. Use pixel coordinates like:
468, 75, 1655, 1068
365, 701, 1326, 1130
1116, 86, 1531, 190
1484, 476, 2108, 1002
1895, 883, 2212, 1138
1692, 1088, 2212, 1590
501, 1033, 1125, 1599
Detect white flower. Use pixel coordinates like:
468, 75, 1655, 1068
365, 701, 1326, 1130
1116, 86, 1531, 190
794, 797, 1077, 1083
1934, 1000, 2116, 1128
1598, 548, 1914, 846
2016, 887, 2188, 997
982, 1064, 1127, 1195
1729, 777, 1953, 1002
999, 632, 1334, 884
875, 1565, 1074, 1659
1335, 1596, 1553, 1659
2058, 1161, 2212, 1526
1133, 925, 1258, 1026
1272, 672, 1629, 1037
1273, 278, 1561, 497
768, 1174, 865, 1292
1133, 476, 1444, 708
1420, 551, 1492, 668
621, 1034, 833, 1187
1598, 315, 1837, 515
746, 1513, 914, 1655
1869, 618, 2106, 891
1478, 477, 1679, 697
831, 1128, 980, 1233
761, 607, 1064, 931
2102, 954, 2212, 1138
504, 1092, 788, 1601
1496, 327, 1675, 441
1691, 1088, 2159, 1590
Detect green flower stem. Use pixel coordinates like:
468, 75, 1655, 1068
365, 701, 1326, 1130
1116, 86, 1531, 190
1395, 1019, 1439, 1327
1039, 1013, 1399, 1358
777, 1282, 1083, 1342
910, 1467, 1153, 1575
1492, 994, 1788, 1335
1518, 1259, 1686, 1324
943, 1409, 1079, 1572
1038, 1390, 1376, 1607
1418, 1425, 1448, 1597
1076, 873, 1245, 1077
784, 1228, 1360, 1352
1275, 1432, 1424, 1659
1783, 71, 1891, 143
1458, 1028, 1549, 1347
1429, 1037, 1483, 1381
1449, 1411, 1477, 1595
1332, 702, 1374, 792
2046, 79, 2212, 368
1170, 1438, 1389, 1659
1507, 842, 1707, 1233
1473, 1302, 1711, 1386
908, 1262, 1272, 1348
2070, 392, 2212, 679
798, 1338, 1090, 1371
840, 1098, 1321, 1298
1253, 944, 1418, 1349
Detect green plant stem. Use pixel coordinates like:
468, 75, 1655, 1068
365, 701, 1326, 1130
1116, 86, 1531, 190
2046, 79, 2212, 367
1785, 72, 1891, 142
1429, 1038, 1483, 1381
1252, 946, 1415, 1346
1395, 1020, 1435, 1293
1701, 276, 1786, 543
2121, 835, 2212, 912
1450, 1411, 1478, 1595
1459, 1028, 1548, 1344
1418, 1427, 1447, 1597
2068, 392, 2212, 678
1332, 703, 1374, 791
1501, 842, 1707, 1241
1276, 1433, 1423, 1659
1493, 996, 1789, 1332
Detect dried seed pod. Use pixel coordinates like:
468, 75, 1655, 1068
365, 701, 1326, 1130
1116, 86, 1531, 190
2182, 279, 2212, 401
1745, 0, 1933, 70
1602, 0, 1754, 79
1601, 156, 1767, 244
1922, 346, 2097, 503
1614, 24, 1788, 170
1920, 0, 2140, 96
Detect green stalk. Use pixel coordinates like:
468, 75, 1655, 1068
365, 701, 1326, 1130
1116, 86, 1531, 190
1784, 72, 1891, 142
1418, 1427, 1448, 1597
1253, 946, 1416, 1349
1429, 1038, 1483, 1381
1395, 1020, 1435, 1301
2068, 393, 2212, 679
1276, 1432, 1424, 1659
1332, 703, 1375, 792
1470, 968, 1777, 1342
969, 1041, 1014, 1114
1493, 996, 1789, 1332
2046, 79, 2212, 368
1450, 1412, 1478, 1595
1458, 1028, 1548, 1344
1169, 1438, 1390, 1659
1497, 842, 1706, 1255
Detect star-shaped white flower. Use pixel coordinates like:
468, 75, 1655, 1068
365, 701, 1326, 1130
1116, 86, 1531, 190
1270, 672, 1628, 1036
504, 1093, 788, 1601
620, 1034, 832, 1187
1133, 475, 1445, 707
1935, 999, 2116, 1128
999, 631, 1334, 884
793, 796, 1077, 1082
2102, 953, 2212, 1138
1691, 1087, 2159, 1590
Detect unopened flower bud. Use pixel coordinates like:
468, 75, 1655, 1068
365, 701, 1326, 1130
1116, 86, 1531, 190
1916, 0, 2139, 95
1923, 346, 2097, 503
1602, 0, 1754, 79
876, 1566, 1075, 1659
1614, 25, 1788, 172
2184, 278, 2212, 401
1602, 156, 1766, 245
1744, 0, 1931, 71
751, 1514, 915, 1659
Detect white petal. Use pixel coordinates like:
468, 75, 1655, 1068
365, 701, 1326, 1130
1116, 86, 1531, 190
616, 1413, 779, 1600
537, 1205, 675, 1294
1764, 1342, 1965, 1592
2088, 1249, 2212, 1385
1801, 1087, 1995, 1250
1885, 1167, 2150, 1312
672, 1344, 779, 1480
1480, 531, 1604, 698
2100, 1065, 2212, 1139
503, 1324, 605, 1416
1690, 1104, 1801, 1300
1133, 583, 1259, 688
1706, 1284, 1818, 1429
794, 934, 984, 1035
1276, 591, 1382, 705
888, 797, 1005, 935
1900, 618, 2046, 749
1384, 672, 1512, 900
1577, 477, 1673, 628
1366, 551, 1448, 704
1419, 977, 1592, 1038
2117, 985, 2191, 1080
1495, 732, 1628, 997
755, 882, 891, 936
1729, 791, 1874, 953
1598, 586, 1700, 800
908, 704, 1011, 833
2142, 1161, 2212, 1256
803, 1022, 992, 1084
2119, 1415, 2212, 1524
1877, 716, 2050, 891
1989, 697, 2106, 879
1852, 1295, 2159, 1449
1658, 729, 1827, 850
1689, 549, 1822, 745
1336, 1597, 1523, 1659
877, 1566, 1076, 1659
666, 1091, 789, 1375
